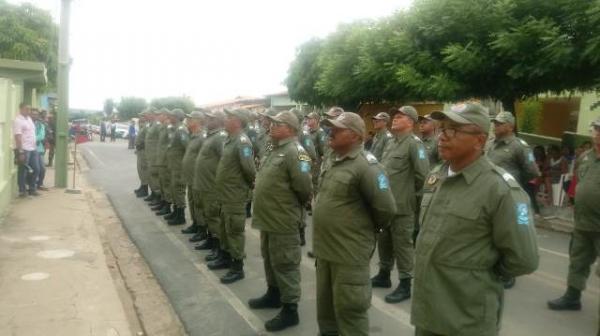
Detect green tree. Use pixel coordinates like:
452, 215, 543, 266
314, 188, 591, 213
117, 97, 147, 120
0, 1, 58, 87
150, 96, 195, 113
103, 98, 115, 117
286, 38, 325, 107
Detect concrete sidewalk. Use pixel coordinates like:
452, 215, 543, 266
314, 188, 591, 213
0, 164, 181, 336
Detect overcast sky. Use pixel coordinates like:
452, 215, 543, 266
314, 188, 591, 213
10, 0, 412, 110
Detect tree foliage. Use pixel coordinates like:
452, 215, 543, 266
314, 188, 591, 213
150, 96, 195, 113
117, 97, 147, 120
0, 1, 58, 87
103, 98, 115, 117
286, 0, 600, 111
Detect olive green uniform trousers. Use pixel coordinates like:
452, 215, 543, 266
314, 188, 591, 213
316, 258, 371, 336
159, 166, 172, 202
377, 214, 415, 278
415, 328, 445, 336
219, 205, 246, 260
202, 198, 221, 238
136, 150, 149, 185
261, 232, 301, 303
567, 230, 600, 291
187, 186, 205, 227
170, 167, 186, 207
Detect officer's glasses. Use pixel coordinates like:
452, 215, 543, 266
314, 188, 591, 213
439, 126, 483, 138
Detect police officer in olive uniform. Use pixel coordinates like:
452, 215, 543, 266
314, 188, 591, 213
412, 102, 539, 336
154, 108, 174, 216
372, 106, 430, 304
256, 108, 279, 162
305, 111, 327, 193
134, 109, 151, 198
181, 111, 206, 236
488, 111, 540, 289
249, 111, 313, 332
208, 109, 256, 285
314, 112, 397, 336
418, 114, 440, 166
144, 108, 163, 204
548, 117, 600, 312
193, 111, 227, 254
163, 109, 189, 225
370, 112, 393, 161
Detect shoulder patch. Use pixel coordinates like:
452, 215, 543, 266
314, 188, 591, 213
365, 152, 378, 164
492, 165, 521, 189
296, 142, 311, 161
516, 203, 530, 226
377, 172, 389, 190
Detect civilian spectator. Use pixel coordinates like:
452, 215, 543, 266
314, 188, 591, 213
32, 109, 48, 190
100, 119, 107, 142
128, 120, 136, 149
12, 103, 40, 197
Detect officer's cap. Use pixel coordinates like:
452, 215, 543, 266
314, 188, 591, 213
259, 108, 279, 118
431, 102, 491, 134
186, 110, 205, 119
322, 112, 366, 139
159, 107, 170, 115
372, 112, 390, 121
493, 111, 515, 125
169, 108, 186, 121
268, 111, 300, 131
325, 106, 344, 119
290, 108, 306, 123
394, 106, 419, 123
151, 107, 161, 115
305, 111, 320, 120
204, 110, 226, 121
418, 114, 434, 122
224, 108, 249, 124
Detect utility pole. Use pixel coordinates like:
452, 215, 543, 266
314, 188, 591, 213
55, 0, 71, 187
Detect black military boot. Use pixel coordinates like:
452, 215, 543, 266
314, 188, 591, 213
136, 185, 149, 197
220, 259, 245, 284
181, 221, 199, 234
144, 191, 156, 202
197, 236, 215, 252
299, 227, 306, 246
150, 198, 164, 209
164, 205, 178, 220
246, 202, 252, 218
265, 303, 299, 332
207, 250, 231, 270
248, 286, 282, 309
547, 286, 582, 310
168, 207, 186, 225
385, 278, 411, 303
204, 244, 220, 261
189, 228, 208, 242
156, 203, 172, 216
371, 269, 392, 288
134, 185, 142, 195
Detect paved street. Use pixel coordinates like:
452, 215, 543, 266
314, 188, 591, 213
81, 139, 599, 336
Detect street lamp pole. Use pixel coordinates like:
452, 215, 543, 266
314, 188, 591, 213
55, 0, 71, 187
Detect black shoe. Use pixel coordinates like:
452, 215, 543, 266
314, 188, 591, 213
164, 205, 177, 220
548, 287, 582, 311
136, 185, 149, 198
220, 259, 244, 284
299, 227, 306, 246
371, 269, 392, 288
150, 200, 164, 210
246, 202, 252, 218
181, 222, 199, 234
265, 303, 299, 332
503, 277, 516, 289
307, 251, 315, 258
156, 203, 172, 216
134, 185, 142, 195
385, 278, 411, 303
249, 286, 282, 309
197, 237, 215, 251
189, 230, 208, 242
143, 191, 156, 202
207, 251, 231, 270
29, 191, 41, 197
167, 207, 186, 225
205, 246, 221, 262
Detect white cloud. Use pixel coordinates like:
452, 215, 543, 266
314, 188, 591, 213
9, 0, 412, 109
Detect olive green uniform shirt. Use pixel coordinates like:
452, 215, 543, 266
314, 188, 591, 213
135, 123, 147, 149
155, 124, 171, 167
215, 132, 256, 211
182, 132, 205, 184
166, 123, 189, 169
381, 133, 430, 214
256, 127, 271, 162
420, 134, 440, 166
370, 129, 393, 161
253, 137, 313, 233
193, 129, 227, 200
310, 127, 328, 160
487, 134, 539, 186
299, 129, 318, 162
313, 146, 397, 266
145, 122, 161, 164
574, 149, 600, 231
412, 157, 539, 336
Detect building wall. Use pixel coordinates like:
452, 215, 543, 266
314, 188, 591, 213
577, 91, 600, 135
0, 77, 23, 217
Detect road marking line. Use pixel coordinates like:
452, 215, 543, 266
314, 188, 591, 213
151, 218, 270, 336
83, 147, 106, 167
539, 247, 569, 259
248, 229, 414, 329
532, 270, 600, 296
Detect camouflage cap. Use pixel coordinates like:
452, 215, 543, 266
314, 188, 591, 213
395, 105, 418, 123
372, 112, 390, 121
493, 111, 516, 125
268, 111, 300, 131
204, 110, 226, 121
224, 108, 249, 124
186, 110, 205, 119
260, 108, 279, 118
169, 108, 186, 121
325, 106, 344, 118
159, 107, 170, 115
305, 111, 320, 120
290, 108, 306, 123
151, 107, 161, 115
322, 112, 366, 138
418, 113, 434, 122
431, 102, 491, 133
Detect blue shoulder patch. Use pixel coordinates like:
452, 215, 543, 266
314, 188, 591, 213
377, 173, 389, 190
242, 146, 252, 157
299, 161, 310, 173
528, 152, 535, 163
516, 203, 530, 225
418, 148, 426, 160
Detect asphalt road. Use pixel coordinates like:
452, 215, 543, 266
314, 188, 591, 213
81, 139, 598, 336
